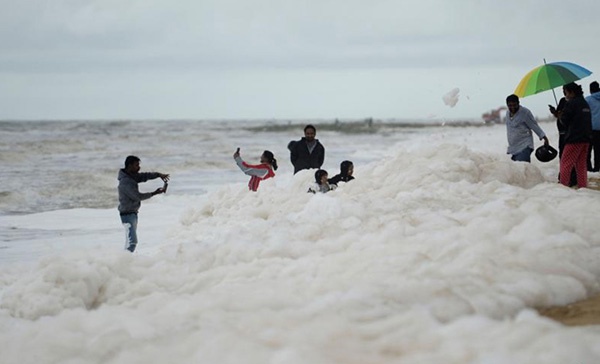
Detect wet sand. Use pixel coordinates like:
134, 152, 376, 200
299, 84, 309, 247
588, 176, 600, 190
538, 294, 600, 326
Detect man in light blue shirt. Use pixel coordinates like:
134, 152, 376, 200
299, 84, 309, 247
585, 81, 600, 171
505, 94, 549, 162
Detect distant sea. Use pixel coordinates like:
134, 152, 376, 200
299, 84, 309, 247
1, 118, 465, 215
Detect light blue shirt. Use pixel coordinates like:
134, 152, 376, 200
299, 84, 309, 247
505, 106, 546, 155
585, 92, 600, 131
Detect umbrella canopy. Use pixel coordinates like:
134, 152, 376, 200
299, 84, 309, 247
514, 61, 592, 98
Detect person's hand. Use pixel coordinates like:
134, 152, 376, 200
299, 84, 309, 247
152, 187, 165, 196
233, 147, 240, 159
548, 105, 557, 116
159, 173, 170, 182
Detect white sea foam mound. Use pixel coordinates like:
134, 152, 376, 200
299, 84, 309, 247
2, 144, 600, 364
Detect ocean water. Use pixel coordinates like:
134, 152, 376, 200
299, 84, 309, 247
1, 119, 600, 364
0, 119, 417, 214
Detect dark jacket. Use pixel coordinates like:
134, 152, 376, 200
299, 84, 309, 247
560, 95, 592, 144
117, 169, 160, 213
328, 174, 354, 185
288, 138, 325, 174
555, 97, 568, 135
328, 161, 355, 185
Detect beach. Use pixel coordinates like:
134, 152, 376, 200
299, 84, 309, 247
539, 294, 600, 326
1, 119, 600, 364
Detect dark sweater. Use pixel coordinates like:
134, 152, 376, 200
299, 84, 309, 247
560, 95, 592, 144
288, 138, 325, 174
328, 174, 354, 185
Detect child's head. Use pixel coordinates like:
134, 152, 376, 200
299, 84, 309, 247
314, 169, 328, 184
261, 150, 278, 170
340, 160, 354, 176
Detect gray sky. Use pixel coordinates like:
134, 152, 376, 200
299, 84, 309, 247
1, 0, 599, 121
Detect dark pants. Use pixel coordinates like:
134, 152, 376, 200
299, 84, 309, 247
511, 147, 533, 162
587, 131, 600, 172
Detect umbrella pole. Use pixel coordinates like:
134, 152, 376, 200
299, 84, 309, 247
544, 58, 559, 106
550, 88, 559, 106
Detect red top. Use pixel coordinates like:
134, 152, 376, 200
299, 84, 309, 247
242, 162, 275, 191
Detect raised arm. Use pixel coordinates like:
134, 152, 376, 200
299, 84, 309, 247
120, 180, 156, 202
234, 156, 270, 178
135, 172, 167, 183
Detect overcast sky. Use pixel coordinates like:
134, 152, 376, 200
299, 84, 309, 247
1, 0, 599, 121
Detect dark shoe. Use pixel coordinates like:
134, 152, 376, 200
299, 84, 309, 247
569, 169, 577, 187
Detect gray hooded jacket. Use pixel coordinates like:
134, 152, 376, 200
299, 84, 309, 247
505, 105, 546, 155
118, 169, 160, 214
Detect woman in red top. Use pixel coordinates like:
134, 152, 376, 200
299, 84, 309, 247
233, 148, 277, 191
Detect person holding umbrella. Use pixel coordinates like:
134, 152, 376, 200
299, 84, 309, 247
504, 94, 549, 162
557, 82, 592, 188
513, 60, 593, 180
550, 97, 578, 186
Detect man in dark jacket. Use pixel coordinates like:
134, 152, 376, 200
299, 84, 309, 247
118, 155, 169, 252
288, 124, 325, 174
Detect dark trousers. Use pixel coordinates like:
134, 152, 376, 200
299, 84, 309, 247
587, 130, 600, 172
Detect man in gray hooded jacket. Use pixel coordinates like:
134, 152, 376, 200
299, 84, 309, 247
118, 155, 169, 252
505, 94, 549, 162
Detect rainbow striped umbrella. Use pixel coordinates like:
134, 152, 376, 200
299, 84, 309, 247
514, 61, 592, 100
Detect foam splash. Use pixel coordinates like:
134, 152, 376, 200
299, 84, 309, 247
2, 143, 600, 363
443, 88, 461, 107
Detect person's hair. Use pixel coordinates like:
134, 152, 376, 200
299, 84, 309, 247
262, 150, 278, 171
563, 82, 584, 96
124, 155, 140, 168
304, 124, 316, 133
340, 160, 353, 175
590, 81, 600, 94
506, 94, 519, 103
314, 169, 328, 184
